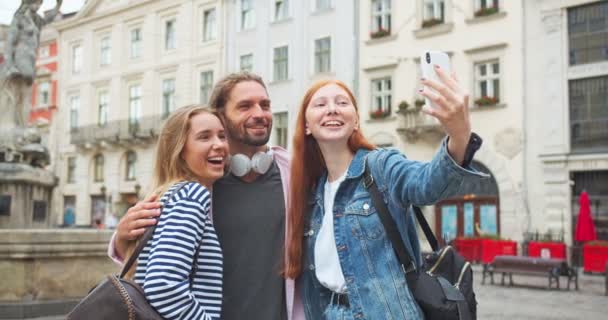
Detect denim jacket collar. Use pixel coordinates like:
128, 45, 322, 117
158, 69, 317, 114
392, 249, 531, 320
313, 148, 372, 203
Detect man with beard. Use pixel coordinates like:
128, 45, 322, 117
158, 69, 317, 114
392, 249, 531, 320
108, 72, 304, 320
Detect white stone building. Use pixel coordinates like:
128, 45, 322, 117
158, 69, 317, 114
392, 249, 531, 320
223, 0, 358, 149
359, 0, 527, 244
52, 0, 224, 226
524, 0, 608, 244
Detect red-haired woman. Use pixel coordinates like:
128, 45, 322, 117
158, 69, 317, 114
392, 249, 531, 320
285, 67, 485, 319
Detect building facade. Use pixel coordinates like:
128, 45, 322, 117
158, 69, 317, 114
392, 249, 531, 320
525, 0, 608, 244
359, 0, 527, 244
223, 0, 358, 149
52, 0, 224, 226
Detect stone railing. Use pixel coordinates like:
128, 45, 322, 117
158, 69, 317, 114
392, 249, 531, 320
0, 229, 118, 303
70, 115, 165, 147
396, 110, 444, 141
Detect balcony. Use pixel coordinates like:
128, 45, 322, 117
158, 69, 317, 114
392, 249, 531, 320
70, 115, 165, 148
396, 109, 444, 141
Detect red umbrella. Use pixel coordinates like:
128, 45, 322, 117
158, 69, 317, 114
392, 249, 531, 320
574, 191, 597, 242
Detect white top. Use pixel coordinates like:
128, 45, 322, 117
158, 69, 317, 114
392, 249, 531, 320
314, 172, 347, 293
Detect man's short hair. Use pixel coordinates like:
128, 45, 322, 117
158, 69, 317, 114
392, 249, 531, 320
208, 72, 267, 114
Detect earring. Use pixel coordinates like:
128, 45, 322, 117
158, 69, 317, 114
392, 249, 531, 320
305, 126, 311, 135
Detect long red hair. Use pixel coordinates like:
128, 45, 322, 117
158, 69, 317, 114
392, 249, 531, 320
285, 80, 375, 279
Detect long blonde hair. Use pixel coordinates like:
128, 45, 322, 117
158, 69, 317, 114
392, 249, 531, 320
124, 105, 223, 277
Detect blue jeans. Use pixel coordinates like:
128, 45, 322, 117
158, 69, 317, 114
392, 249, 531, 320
322, 293, 355, 320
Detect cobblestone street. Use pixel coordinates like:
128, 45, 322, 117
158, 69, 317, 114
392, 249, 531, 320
474, 266, 607, 320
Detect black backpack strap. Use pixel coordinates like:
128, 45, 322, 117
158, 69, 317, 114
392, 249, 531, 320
119, 182, 188, 278
412, 206, 439, 252
363, 163, 417, 273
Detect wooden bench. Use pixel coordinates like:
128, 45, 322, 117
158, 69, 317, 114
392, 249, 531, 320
482, 255, 578, 290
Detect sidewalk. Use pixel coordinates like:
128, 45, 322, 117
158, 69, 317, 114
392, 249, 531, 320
474, 265, 607, 319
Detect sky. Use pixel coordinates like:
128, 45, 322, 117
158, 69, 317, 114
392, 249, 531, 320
0, 0, 86, 25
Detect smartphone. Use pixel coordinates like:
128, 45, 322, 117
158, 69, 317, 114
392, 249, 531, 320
420, 50, 451, 108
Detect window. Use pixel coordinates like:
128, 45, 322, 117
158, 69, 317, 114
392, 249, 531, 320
273, 46, 288, 81
129, 85, 141, 126
422, 0, 445, 27
93, 154, 104, 182
474, 0, 499, 17
130, 28, 142, 59
314, 37, 331, 73
69, 95, 79, 130
39, 45, 50, 58
273, 112, 288, 148
568, 2, 608, 65
474, 60, 500, 106
67, 157, 76, 183
162, 78, 176, 118
241, 0, 255, 30
200, 71, 214, 104
72, 44, 82, 74
569, 76, 608, 153
125, 151, 136, 181
165, 19, 176, 50
100, 36, 111, 66
274, 0, 289, 21
475, 0, 499, 11
98, 91, 109, 126
370, 77, 392, 118
203, 8, 217, 42
240, 54, 253, 72
39, 81, 50, 107
0, 195, 10, 216
371, 0, 391, 36
315, 0, 332, 11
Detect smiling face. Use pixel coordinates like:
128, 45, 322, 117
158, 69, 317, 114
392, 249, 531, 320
181, 112, 229, 188
304, 83, 359, 146
222, 81, 273, 149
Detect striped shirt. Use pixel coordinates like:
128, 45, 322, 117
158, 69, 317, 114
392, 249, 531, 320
135, 182, 223, 320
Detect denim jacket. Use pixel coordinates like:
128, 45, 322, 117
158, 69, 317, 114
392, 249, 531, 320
300, 138, 487, 319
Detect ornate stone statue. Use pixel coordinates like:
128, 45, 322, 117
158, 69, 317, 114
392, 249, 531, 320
0, 0, 62, 167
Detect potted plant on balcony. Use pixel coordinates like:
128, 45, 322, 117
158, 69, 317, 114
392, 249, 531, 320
421, 18, 443, 28
474, 95, 499, 107
396, 101, 410, 114
583, 240, 608, 273
370, 28, 390, 39
474, 6, 499, 18
369, 109, 390, 119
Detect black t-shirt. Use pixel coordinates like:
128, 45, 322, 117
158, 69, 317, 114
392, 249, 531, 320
213, 162, 287, 320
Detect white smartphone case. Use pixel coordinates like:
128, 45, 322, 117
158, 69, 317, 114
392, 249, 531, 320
420, 51, 451, 109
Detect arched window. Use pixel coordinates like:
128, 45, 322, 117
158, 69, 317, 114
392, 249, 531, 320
125, 151, 137, 181
93, 154, 104, 182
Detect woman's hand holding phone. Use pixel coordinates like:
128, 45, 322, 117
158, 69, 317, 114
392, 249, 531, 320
418, 51, 471, 165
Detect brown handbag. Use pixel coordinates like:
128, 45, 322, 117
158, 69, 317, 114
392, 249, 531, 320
68, 183, 190, 320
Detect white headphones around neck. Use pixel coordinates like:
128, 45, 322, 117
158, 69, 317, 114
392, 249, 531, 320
229, 148, 274, 177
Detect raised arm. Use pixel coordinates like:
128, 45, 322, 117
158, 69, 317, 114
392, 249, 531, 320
107, 194, 161, 264
42, 0, 62, 25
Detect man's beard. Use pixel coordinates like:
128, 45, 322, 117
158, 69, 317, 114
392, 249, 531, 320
224, 117, 272, 147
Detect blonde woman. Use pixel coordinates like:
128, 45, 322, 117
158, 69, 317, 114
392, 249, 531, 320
130, 105, 228, 320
